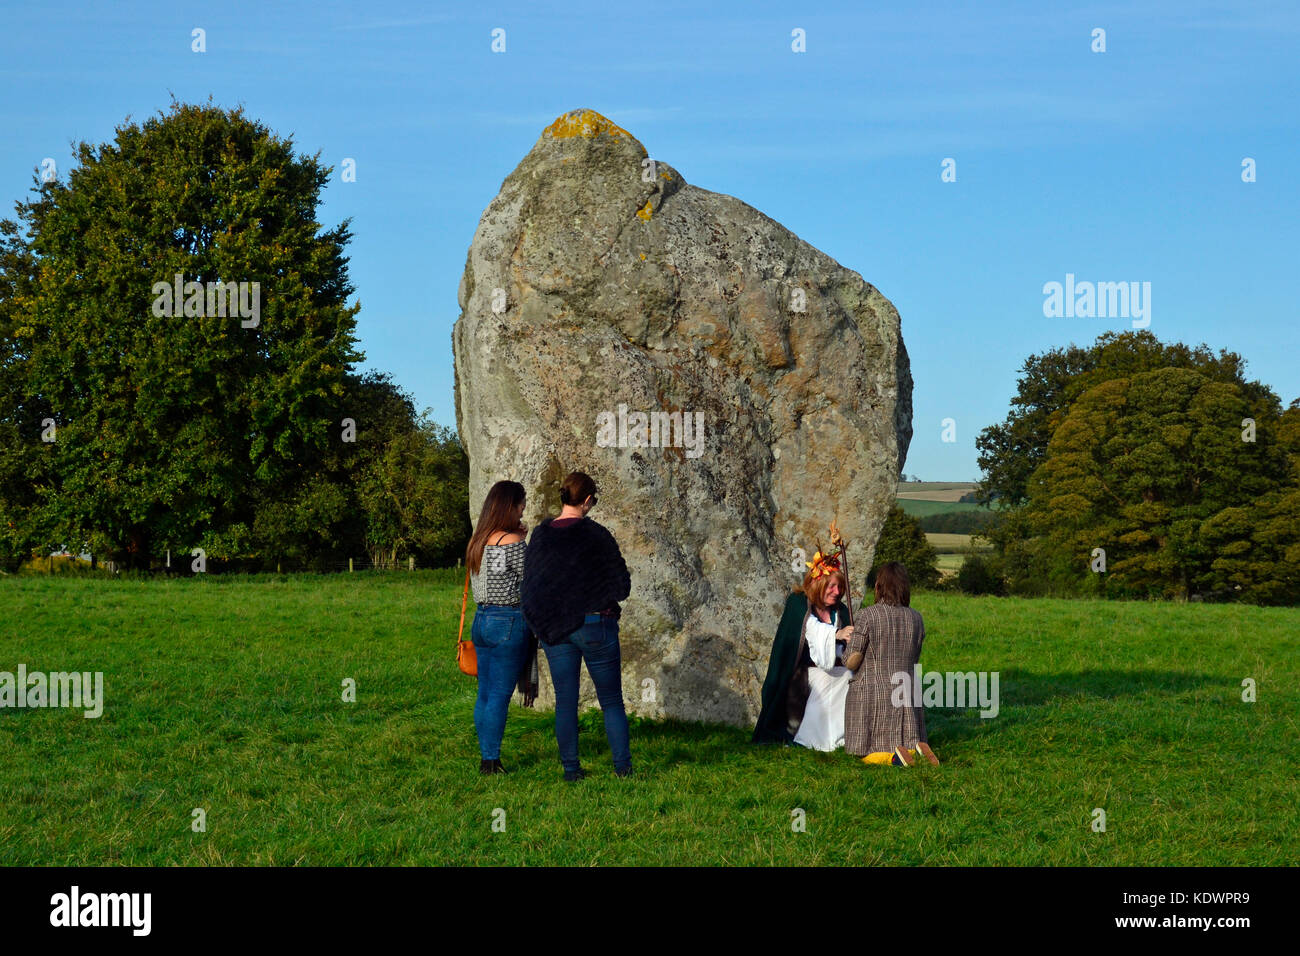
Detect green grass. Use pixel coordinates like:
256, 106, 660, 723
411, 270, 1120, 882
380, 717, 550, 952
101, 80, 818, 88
935, 553, 965, 575
897, 498, 988, 518
928, 533, 993, 577
926, 533, 993, 553
1, 573, 1295, 865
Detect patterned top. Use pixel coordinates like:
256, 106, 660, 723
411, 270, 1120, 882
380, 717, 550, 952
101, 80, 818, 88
471, 540, 526, 605
842, 602, 927, 756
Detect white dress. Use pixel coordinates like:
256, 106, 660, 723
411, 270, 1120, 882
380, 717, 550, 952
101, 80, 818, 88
792, 609, 852, 751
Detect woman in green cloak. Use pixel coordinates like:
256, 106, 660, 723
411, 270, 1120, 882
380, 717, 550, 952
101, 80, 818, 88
751, 546, 853, 745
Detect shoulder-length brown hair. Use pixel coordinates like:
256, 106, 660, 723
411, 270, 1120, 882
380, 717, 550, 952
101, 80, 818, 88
873, 562, 910, 606
800, 567, 846, 611
466, 480, 526, 574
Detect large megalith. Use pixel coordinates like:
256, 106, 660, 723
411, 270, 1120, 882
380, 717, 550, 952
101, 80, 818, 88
452, 108, 912, 726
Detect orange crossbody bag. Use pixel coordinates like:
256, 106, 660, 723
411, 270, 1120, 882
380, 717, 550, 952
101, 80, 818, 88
456, 569, 477, 676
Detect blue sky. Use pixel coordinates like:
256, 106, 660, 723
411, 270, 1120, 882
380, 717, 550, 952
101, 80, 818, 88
3, 0, 1297, 480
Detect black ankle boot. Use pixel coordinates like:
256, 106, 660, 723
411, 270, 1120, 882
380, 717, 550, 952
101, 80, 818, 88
490, 759, 508, 774
479, 759, 495, 775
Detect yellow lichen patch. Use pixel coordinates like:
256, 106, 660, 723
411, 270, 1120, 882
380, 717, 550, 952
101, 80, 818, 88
639, 253, 647, 260
637, 200, 653, 221
546, 109, 639, 143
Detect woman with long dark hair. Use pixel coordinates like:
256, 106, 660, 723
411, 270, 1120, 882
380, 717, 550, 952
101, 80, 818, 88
466, 480, 537, 774
521, 471, 632, 782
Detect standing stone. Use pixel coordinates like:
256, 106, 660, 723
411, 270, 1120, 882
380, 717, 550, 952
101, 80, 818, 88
453, 108, 912, 726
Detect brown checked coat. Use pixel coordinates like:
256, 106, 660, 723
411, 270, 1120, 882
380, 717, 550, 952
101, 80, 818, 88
843, 602, 928, 756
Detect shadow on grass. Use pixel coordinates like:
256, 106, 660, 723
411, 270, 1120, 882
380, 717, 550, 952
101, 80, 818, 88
499, 668, 1225, 770
499, 709, 752, 772
925, 667, 1228, 746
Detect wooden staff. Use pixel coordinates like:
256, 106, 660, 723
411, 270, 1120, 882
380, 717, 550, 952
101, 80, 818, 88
830, 519, 853, 625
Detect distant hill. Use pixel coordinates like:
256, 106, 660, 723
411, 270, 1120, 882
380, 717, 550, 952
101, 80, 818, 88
895, 481, 996, 533
896, 498, 985, 518
896, 481, 978, 493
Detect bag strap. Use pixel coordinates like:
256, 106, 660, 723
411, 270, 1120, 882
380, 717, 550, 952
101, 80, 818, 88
458, 568, 470, 644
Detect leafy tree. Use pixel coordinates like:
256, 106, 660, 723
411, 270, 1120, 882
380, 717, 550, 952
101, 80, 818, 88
918, 509, 996, 534
1023, 368, 1292, 600
0, 219, 53, 570
868, 505, 940, 590
956, 554, 1004, 595
1, 100, 361, 568
975, 331, 1277, 507
355, 415, 469, 568
249, 474, 352, 570
1198, 489, 1300, 604
1198, 398, 1300, 604
980, 506, 1048, 596
1280, 398, 1300, 481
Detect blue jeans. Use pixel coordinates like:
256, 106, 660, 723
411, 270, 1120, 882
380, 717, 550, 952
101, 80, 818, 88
472, 604, 530, 761
541, 614, 632, 773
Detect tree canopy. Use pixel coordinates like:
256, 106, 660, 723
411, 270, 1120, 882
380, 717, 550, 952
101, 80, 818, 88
975, 331, 1278, 507
868, 505, 940, 591
979, 334, 1299, 604
0, 101, 467, 571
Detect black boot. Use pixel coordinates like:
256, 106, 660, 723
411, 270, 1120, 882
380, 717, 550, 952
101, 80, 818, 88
479, 759, 494, 775
490, 759, 508, 774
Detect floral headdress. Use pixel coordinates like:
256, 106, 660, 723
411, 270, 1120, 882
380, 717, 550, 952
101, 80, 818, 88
805, 547, 843, 579
805, 519, 849, 579
805, 519, 854, 621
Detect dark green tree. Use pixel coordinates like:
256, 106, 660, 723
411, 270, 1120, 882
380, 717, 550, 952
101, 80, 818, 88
868, 505, 940, 591
956, 554, 1004, 596
975, 331, 1277, 507
0, 219, 54, 570
1, 100, 361, 568
1198, 398, 1300, 603
1023, 368, 1292, 600
355, 414, 469, 568
328, 371, 469, 569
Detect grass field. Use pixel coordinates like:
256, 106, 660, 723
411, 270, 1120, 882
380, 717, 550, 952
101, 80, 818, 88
927, 533, 993, 577
896, 498, 987, 518
935, 553, 966, 575
897, 490, 976, 502
926, 533, 992, 553
897, 482, 979, 493
1, 572, 1295, 865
